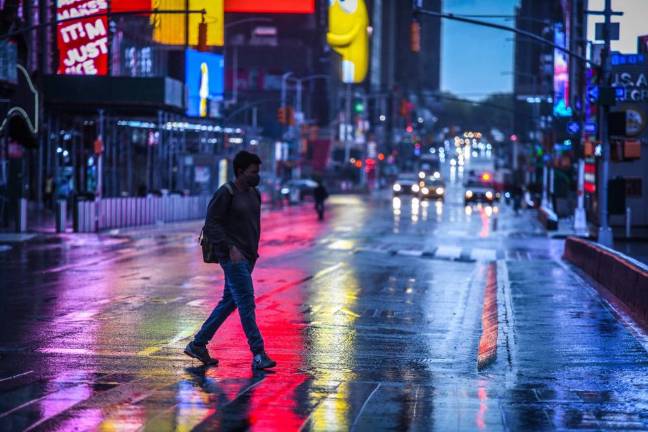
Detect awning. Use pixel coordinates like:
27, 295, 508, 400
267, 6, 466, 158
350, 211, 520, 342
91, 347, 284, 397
44, 75, 184, 111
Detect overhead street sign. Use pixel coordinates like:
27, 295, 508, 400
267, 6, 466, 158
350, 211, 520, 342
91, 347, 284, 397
587, 86, 599, 102
584, 121, 598, 134
567, 121, 581, 135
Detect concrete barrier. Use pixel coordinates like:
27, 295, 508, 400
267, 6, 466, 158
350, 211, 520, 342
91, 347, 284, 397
538, 206, 558, 231
564, 236, 648, 326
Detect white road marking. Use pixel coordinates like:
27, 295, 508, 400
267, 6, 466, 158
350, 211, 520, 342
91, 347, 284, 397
0, 370, 33, 383
351, 383, 382, 431
435, 245, 462, 259
471, 248, 497, 261
397, 249, 424, 257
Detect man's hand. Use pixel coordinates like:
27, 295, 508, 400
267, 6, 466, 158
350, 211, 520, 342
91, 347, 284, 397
230, 245, 245, 263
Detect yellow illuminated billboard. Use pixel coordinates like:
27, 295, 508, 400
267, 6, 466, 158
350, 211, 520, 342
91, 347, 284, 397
152, 0, 223, 47
327, 0, 369, 84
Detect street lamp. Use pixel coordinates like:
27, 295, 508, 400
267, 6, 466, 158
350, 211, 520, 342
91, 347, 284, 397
284, 74, 331, 179
223, 17, 274, 106
286, 74, 331, 122
502, 70, 542, 177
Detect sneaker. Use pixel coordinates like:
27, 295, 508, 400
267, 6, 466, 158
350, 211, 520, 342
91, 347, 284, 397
252, 352, 277, 370
184, 341, 218, 366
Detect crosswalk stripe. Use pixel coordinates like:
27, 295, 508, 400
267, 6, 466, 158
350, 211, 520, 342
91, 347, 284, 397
471, 248, 498, 261
397, 249, 424, 257
435, 245, 462, 259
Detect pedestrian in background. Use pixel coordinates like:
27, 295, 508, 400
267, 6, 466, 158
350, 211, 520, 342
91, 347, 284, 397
185, 151, 276, 370
313, 181, 329, 221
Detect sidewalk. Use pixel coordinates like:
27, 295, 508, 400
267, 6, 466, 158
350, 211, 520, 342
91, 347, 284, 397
0, 199, 312, 244
546, 215, 592, 239
612, 240, 648, 266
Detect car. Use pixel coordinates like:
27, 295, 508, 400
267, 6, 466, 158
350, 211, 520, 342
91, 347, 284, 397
280, 179, 319, 203
464, 180, 497, 205
420, 178, 445, 201
392, 173, 420, 196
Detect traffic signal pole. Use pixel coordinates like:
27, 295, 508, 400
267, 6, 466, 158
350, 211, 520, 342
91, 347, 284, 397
594, 0, 614, 246
344, 84, 352, 164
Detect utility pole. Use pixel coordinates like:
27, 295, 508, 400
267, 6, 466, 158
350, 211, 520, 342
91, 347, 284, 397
573, 0, 588, 235
588, 0, 620, 246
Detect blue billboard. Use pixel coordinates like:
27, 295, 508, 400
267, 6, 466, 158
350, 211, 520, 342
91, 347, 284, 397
185, 49, 224, 118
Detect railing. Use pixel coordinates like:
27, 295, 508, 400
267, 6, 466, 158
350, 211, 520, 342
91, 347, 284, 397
75, 195, 210, 232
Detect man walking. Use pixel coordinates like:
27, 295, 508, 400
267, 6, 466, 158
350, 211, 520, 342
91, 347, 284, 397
313, 180, 329, 221
185, 151, 276, 370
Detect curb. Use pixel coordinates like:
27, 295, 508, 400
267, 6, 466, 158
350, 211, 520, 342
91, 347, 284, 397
564, 236, 648, 328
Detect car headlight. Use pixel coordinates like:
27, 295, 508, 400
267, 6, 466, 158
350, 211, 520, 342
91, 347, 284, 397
281, 187, 290, 194
433, 171, 441, 179
418, 171, 425, 179
411, 184, 420, 193
486, 191, 494, 200
436, 187, 444, 195
465, 190, 473, 198
421, 187, 430, 195
393, 184, 402, 192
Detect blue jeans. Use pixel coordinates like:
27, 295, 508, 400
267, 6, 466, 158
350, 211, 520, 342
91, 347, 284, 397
194, 259, 265, 354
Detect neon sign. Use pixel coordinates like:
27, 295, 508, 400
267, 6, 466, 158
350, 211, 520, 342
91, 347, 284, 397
56, 0, 108, 75
553, 23, 572, 117
224, 0, 314, 13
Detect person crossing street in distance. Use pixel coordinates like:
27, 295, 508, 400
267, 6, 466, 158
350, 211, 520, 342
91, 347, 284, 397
313, 180, 329, 221
184, 151, 276, 370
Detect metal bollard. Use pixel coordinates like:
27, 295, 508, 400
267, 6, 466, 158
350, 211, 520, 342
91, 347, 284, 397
626, 207, 632, 239
55, 200, 66, 233
16, 198, 27, 232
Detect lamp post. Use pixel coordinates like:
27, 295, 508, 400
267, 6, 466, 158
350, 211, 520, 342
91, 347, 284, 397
222, 17, 274, 107
502, 70, 542, 170
284, 74, 330, 178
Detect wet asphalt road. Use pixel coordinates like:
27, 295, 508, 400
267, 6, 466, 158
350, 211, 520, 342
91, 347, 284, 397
2, 158, 648, 431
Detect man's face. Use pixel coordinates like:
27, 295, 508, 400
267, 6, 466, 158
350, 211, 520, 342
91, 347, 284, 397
239, 164, 260, 187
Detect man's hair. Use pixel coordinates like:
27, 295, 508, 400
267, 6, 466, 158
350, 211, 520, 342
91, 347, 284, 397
233, 151, 262, 177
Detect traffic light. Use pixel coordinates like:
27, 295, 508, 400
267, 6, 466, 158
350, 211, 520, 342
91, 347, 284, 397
353, 99, 365, 114
277, 107, 286, 124
410, 19, 421, 52
197, 22, 208, 52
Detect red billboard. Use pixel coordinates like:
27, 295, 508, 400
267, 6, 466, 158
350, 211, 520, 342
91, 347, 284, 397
56, 0, 109, 75
111, 0, 151, 14
224, 0, 314, 14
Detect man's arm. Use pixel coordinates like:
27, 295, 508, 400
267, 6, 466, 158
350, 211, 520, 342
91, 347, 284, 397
203, 187, 232, 256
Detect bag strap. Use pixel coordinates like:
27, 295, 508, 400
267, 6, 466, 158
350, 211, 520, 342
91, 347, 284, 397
223, 182, 235, 196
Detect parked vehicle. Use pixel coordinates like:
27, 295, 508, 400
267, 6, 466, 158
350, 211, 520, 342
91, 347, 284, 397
280, 179, 319, 204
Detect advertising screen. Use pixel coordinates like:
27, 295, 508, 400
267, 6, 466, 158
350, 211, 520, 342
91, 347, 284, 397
224, 0, 314, 14
111, 0, 151, 14
152, 0, 223, 47
56, 0, 108, 75
553, 23, 572, 117
185, 49, 224, 118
